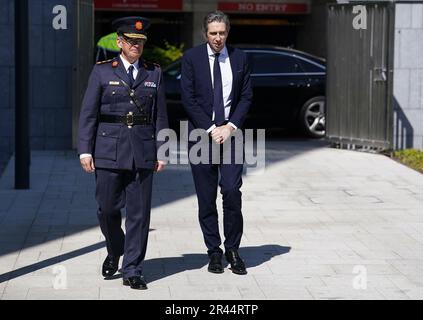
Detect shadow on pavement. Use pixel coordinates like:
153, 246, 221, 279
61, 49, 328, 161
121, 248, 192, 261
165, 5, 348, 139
0, 244, 291, 284
0, 241, 106, 284
0, 131, 325, 276
100, 244, 292, 284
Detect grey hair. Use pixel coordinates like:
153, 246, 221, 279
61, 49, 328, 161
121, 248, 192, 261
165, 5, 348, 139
202, 11, 230, 34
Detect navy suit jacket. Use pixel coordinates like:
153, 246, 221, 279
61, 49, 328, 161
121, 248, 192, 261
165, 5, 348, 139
181, 43, 252, 131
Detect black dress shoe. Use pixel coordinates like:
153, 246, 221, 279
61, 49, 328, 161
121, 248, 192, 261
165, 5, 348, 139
123, 276, 148, 290
225, 250, 247, 275
208, 253, 224, 274
102, 256, 120, 278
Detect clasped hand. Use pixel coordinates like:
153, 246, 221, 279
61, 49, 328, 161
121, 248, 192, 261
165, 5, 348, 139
211, 124, 234, 144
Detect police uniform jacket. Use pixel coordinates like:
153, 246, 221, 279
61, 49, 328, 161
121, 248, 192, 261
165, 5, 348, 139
77, 56, 168, 170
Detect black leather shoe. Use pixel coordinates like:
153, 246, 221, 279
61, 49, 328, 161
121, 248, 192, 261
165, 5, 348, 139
102, 256, 120, 278
208, 253, 224, 274
225, 250, 247, 275
123, 276, 148, 290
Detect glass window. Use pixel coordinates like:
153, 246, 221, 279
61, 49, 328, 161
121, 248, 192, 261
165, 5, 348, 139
247, 52, 301, 74
296, 58, 325, 73
163, 61, 181, 77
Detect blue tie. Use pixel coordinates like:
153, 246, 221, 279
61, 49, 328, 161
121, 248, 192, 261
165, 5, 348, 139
213, 53, 225, 126
128, 65, 135, 87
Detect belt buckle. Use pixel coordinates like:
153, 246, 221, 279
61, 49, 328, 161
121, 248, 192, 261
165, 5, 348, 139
126, 112, 134, 128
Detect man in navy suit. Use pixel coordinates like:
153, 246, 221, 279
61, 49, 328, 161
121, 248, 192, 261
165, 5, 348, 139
181, 11, 253, 275
77, 17, 168, 290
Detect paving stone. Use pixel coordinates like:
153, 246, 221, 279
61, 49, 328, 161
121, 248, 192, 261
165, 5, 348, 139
1, 144, 423, 299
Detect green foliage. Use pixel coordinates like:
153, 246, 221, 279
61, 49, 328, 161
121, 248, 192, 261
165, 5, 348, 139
143, 41, 184, 67
393, 149, 423, 173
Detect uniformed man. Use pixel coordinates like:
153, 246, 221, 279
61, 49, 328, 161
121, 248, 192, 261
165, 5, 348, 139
77, 16, 168, 290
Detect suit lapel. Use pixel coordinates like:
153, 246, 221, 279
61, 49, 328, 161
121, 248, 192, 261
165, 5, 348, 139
113, 57, 130, 84
228, 46, 238, 103
114, 57, 149, 88
200, 44, 213, 98
133, 60, 149, 89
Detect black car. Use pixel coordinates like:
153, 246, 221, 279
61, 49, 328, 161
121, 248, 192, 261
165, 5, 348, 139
163, 45, 326, 138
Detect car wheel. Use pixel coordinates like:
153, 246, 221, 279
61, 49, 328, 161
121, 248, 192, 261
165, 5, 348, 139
299, 96, 326, 138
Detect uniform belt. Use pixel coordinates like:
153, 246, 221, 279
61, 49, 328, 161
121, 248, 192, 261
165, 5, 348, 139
99, 113, 150, 127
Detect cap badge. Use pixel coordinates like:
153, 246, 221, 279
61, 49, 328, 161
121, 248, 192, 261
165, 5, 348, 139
135, 21, 143, 31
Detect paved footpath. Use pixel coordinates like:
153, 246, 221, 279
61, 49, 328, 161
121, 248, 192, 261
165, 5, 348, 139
1, 139, 423, 300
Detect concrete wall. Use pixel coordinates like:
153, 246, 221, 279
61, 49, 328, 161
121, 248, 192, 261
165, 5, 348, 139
297, 0, 333, 58
393, 3, 423, 150
0, 0, 15, 159
0, 0, 75, 162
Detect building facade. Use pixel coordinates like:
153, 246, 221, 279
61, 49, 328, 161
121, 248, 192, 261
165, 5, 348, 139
0, 0, 75, 161
0, 0, 329, 162
94, 0, 326, 56
1, 0, 422, 166
393, 2, 423, 149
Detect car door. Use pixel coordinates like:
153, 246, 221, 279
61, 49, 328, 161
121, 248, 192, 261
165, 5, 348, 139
245, 50, 308, 128
295, 55, 326, 99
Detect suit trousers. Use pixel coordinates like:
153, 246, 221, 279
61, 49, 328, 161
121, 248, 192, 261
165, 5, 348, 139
95, 168, 153, 278
189, 136, 244, 257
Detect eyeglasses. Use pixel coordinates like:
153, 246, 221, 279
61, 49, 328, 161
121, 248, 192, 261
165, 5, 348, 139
121, 37, 145, 47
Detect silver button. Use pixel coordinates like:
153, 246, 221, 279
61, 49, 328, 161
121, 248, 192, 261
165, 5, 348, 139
130, 101, 134, 104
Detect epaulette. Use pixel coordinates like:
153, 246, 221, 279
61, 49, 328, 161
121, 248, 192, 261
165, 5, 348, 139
96, 59, 114, 65
96, 59, 120, 68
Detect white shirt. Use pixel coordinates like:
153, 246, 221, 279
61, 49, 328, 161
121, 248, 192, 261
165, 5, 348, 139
119, 54, 140, 81
79, 55, 140, 160
206, 44, 237, 133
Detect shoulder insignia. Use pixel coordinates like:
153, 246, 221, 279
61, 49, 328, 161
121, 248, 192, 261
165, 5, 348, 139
96, 58, 114, 65
96, 59, 119, 68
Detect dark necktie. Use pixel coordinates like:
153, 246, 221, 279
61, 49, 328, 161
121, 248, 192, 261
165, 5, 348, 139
128, 65, 135, 87
213, 53, 225, 126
